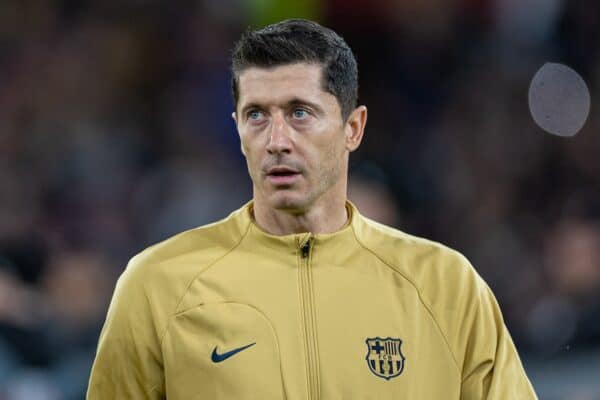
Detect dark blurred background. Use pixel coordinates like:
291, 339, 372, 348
0, 0, 599, 399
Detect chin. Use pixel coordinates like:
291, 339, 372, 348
269, 192, 310, 213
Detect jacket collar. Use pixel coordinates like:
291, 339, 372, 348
234, 200, 360, 253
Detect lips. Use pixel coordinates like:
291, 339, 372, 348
267, 166, 300, 176
265, 166, 301, 185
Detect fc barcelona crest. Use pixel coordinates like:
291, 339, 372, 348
365, 337, 405, 380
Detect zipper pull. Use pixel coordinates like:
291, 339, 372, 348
301, 241, 310, 258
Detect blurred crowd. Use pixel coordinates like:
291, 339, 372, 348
1, 0, 599, 399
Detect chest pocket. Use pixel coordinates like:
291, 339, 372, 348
163, 302, 285, 400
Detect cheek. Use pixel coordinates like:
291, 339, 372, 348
239, 135, 256, 161
314, 139, 345, 176
323, 133, 346, 159
239, 138, 257, 170
245, 151, 260, 173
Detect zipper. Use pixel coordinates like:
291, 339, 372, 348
298, 236, 320, 400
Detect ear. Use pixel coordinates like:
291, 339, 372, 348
232, 111, 238, 125
344, 105, 367, 152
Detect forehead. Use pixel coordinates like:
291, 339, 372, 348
237, 63, 335, 109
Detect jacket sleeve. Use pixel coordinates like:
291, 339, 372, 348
460, 281, 537, 400
87, 259, 165, 399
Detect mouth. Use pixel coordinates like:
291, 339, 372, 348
266, 167, 302, 185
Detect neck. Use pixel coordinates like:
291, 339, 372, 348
252, 193, 348, 236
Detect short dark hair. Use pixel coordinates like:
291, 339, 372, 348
231, 19, 358, 121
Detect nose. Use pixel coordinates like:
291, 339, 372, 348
266, 112, 292, 155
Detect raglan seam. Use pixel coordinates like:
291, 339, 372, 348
158, 217, 252, 348
136, 218, 252, 397
351, 225, 462, 375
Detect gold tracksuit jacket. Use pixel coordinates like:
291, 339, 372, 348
87, 201, 537, 399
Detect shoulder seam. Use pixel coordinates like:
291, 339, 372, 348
158, 218, 252, 348
351, 224, 462, 374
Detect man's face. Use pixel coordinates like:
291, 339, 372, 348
234, 63, 352, 212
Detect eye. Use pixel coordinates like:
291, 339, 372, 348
248, 110, 263, 121
292, 108, 309, 119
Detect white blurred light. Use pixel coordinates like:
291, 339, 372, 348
528, 62, 591, 137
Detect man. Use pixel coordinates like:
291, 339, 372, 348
87, 19, 537, 399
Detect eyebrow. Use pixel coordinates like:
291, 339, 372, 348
240, 97, 325, 116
